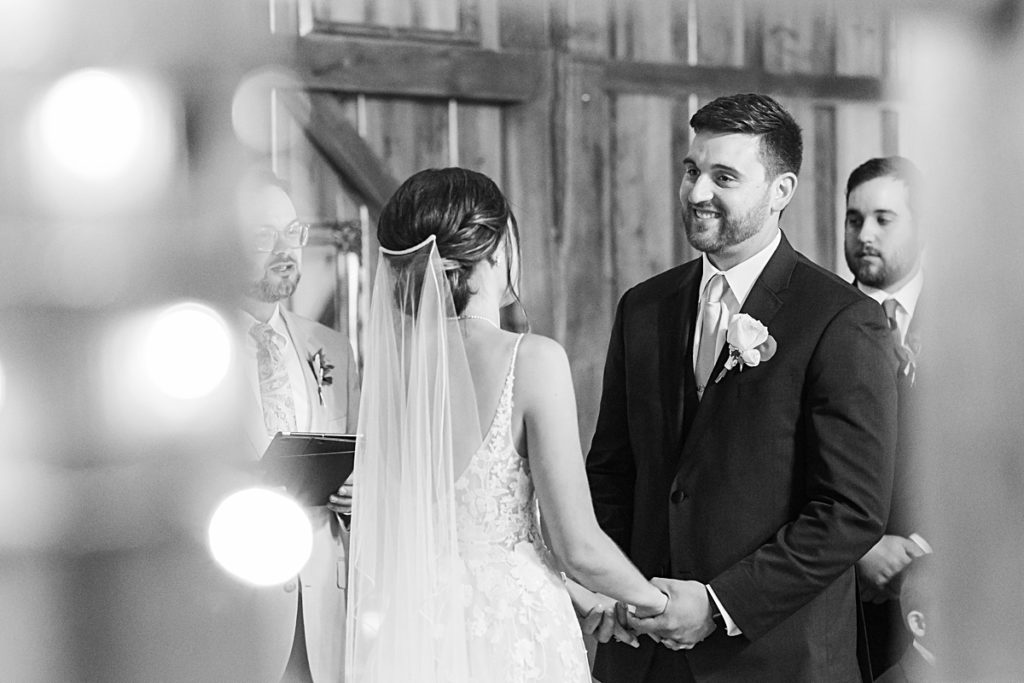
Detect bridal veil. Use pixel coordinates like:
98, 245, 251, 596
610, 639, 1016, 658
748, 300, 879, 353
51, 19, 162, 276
345, 235, 480, 682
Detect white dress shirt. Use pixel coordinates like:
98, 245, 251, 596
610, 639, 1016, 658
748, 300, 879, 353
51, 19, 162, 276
693, 230, 782, 637
857, 267, 924, 345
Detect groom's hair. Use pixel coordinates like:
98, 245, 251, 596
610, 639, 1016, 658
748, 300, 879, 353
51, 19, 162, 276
690, 93, 803, 178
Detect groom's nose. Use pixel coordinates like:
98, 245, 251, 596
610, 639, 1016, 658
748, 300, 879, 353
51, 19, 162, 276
685, 174, 715, 205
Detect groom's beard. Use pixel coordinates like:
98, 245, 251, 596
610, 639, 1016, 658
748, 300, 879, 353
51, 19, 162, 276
683, 196, 769, 255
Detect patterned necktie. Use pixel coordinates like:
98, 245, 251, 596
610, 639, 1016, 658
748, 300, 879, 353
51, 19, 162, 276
695, 273, 727, 397
250, 322, 297, 436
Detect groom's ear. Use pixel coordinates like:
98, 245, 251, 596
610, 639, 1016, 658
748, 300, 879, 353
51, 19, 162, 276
769, 172, 798, 213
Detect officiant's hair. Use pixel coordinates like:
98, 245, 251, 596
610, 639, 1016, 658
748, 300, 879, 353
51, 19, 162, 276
690, 93, 803, 179
378, 167, 522, 315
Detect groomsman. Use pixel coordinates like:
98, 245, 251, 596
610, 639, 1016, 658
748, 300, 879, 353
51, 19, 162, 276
238, 174, 360, 682
844, 157, 929, 678
587, 93, 898, 682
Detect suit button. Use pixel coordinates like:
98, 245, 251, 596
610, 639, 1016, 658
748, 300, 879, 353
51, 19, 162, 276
670, 490, 685, 504
283, 579, 298, 593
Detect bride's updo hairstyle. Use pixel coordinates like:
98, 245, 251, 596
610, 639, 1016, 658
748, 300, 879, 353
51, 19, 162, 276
377, 167, 522, 315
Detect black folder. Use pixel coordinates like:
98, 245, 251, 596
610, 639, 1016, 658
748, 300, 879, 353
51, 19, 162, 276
260, 432, 358, 507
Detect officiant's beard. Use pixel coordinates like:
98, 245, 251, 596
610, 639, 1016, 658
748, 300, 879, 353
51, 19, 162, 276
248, 270, 301, 302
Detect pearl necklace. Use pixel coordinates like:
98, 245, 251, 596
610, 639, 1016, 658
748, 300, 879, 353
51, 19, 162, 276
456, 314, 501, 329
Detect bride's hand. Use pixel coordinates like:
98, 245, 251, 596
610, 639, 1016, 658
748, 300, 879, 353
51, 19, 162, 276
327, 474, 354, 516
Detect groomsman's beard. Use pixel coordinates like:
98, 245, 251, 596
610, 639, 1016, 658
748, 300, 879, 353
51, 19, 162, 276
847, 245, 918, 290
683, 198, 769, 255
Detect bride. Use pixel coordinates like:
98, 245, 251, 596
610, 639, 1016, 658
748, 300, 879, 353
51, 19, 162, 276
345, 167, 667, 682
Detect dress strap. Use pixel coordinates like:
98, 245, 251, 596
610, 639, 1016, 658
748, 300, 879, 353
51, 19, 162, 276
492, 334, 525, 432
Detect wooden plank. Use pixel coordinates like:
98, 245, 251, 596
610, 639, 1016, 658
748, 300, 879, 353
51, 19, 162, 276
456, 103, 504, 184
600, 60, 886, 101
611, 0, 673, 61
771, 97, 819, 264
413, 0, 460, 31
762, 0, 835, 75
361, 97, 451, 182
498, 0, 551, 49
833, 103, 886, 278
835, 0, 885, 77
553, 0, 611, 57
695, 0, 744, 67
813, 103, 837, 273
502, 51, 556, 335
672, 96, 699, 266
611, 94, 676, 295
296, 34, 544, 102
280, 89, 401, 214
558, 60, 612, 444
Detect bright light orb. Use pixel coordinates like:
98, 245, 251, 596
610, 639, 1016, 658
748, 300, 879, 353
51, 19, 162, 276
208, 488, 313, 586
143, 302, 232, 400
38, 69, 147, 181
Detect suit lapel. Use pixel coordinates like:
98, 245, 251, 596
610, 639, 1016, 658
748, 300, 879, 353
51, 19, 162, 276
676, 234, 797, 475
282, 309, 325, 432
661, 263, 701, 458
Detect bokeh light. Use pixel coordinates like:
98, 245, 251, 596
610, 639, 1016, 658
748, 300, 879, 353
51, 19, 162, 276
231, 66, 304, 154
143, 302, 232, 400
208, 488, 313, 586
26, 68, 177, 213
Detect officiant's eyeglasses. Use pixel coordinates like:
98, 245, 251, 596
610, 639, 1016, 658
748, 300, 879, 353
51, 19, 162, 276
253, 220, 310, 252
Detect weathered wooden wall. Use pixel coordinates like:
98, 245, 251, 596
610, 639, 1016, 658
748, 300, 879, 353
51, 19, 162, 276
274, 0, 901, 443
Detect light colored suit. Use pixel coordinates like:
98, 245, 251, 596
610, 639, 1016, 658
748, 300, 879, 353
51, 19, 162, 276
242, 308, 360, 683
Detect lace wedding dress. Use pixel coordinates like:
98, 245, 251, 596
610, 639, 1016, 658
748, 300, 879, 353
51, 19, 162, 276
455, 335, 591, 682
347, 237, 590, 682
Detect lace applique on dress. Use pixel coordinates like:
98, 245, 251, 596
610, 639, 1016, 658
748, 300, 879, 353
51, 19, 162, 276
454, 334, 590, 682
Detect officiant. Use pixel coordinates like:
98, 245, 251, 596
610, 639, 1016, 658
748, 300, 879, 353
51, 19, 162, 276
237, 172, 361, 683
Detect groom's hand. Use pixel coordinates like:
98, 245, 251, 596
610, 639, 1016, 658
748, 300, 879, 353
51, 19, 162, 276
626, 578, 715, 647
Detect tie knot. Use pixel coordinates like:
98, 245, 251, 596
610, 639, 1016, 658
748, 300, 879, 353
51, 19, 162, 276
704, 273, 726, 304
250, 321, 285, 349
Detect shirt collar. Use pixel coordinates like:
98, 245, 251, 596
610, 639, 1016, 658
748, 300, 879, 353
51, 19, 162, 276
858, 266, 924, 320
698, 230, 782, 309
241, 304, 289, 342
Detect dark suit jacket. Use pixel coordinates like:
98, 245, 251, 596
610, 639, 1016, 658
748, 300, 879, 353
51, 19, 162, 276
874, 645, 931, 683
857, 288, 925, 678
587, 234, 899, 682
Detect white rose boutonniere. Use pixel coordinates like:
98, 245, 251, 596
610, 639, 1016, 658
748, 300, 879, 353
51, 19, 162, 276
714, 314, 777, 383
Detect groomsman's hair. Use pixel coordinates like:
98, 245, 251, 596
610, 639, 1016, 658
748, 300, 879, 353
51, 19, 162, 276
845, 156, 922, 216
690, 93, 803, 179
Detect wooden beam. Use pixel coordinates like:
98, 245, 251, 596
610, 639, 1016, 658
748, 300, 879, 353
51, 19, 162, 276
295, 34, 545, 103
279, 89, 400, 214
599, 59, 888, 101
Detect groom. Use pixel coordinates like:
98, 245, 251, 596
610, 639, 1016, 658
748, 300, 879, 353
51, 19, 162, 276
586, 93, 899, 682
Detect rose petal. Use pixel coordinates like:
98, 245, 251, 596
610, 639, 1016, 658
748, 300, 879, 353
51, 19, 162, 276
727, 314, 768, 351
740, 348, 761, 366
757, 336, 778, 363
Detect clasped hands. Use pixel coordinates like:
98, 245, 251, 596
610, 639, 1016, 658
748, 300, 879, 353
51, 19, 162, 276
572, 578, 716, 651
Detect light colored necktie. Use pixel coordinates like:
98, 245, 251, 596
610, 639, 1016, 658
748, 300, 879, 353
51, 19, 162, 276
695, 273, 727, 397
882, 298, 902, 346
250, 322, 297, 436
